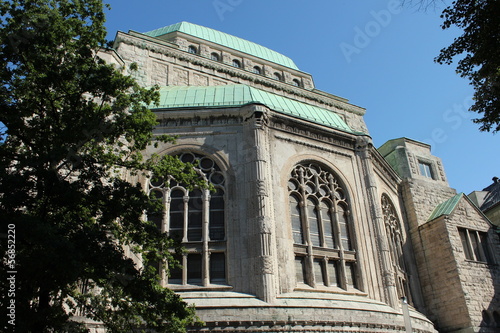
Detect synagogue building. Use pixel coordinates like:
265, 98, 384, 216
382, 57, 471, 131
99, 22, 500, 332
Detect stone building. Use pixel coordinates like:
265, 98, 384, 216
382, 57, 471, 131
469, 177, 500, 227
105, 22, 500, 332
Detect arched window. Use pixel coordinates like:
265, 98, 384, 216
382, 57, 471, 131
188, 45, 198, 54
381, 194, 410, 301
288, 162, 358, 290
148, 152, 226, 287
210, 52, 220, 61
274, 72, 283, 81
292, 79, 301, 87
252, 66, 262, 74
232, 59, 241, 68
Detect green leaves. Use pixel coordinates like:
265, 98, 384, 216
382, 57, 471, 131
0, 1, 199, 331
435, 0, 500, 132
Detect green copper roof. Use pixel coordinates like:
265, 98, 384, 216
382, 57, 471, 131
427, 193, 464, 221
151, 85, 354, 133
143, 22, 299, 70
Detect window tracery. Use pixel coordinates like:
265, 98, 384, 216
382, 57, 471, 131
148, 152, 226, 287
381, 194, 410, 301
288, 162, 358, 290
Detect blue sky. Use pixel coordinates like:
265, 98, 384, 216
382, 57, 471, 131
103, 0, 499, 194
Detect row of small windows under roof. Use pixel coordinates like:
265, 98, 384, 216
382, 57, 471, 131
189, 45, 303, 87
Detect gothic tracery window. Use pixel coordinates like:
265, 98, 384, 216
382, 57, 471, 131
381, 194, 410, 301
148, 152, 226, 287
288, 162, 358, 290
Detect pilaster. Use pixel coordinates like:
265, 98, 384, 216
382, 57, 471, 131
356, 136, 399, 308
242, 105, 277, 302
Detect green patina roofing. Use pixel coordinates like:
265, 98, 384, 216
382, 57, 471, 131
151, 85, 354, 133
427, 193, 464, 222
143, 22, 299, 70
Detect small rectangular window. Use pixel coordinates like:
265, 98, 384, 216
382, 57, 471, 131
168, 254, 183, 285
458, 228, 491, 263
295, 256, 307, 284
345, 262, 357, 289
327, 260, 340, 287
187, 254, 202, 284
210, 253, 226, 284
313, 259, 326, 286
418, 161, 433, 178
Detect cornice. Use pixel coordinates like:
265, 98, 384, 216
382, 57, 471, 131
270, 115, 357, 154
188, 320, 431, 333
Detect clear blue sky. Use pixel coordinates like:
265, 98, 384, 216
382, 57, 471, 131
103, 0, 499, 194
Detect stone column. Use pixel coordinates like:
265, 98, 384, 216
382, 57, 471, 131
356, 136, 399, 308
242, 105, 276, 303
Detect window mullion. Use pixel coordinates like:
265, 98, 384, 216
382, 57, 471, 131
475, 231, 487, 262
333, 204, 347, 289
182, 254, 187, 285
202, 189, 210, 286
298, 169, 314, 286
163, 188, 170, 234
301, 198, 314, 286
182, 194, 189, 243
317, 202, 326, 248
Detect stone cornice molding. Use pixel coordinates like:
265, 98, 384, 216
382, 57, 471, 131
114, 31, 366, 116
188, 320, 431, 333
274, 134, 352, 158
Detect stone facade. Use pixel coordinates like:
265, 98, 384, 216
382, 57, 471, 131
97, 22, 500, 332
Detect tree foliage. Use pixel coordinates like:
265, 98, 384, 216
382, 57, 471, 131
434, 0, 500, 132
0, 0, 204, 331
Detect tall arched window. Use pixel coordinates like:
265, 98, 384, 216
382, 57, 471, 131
381, 194, 410, 301
288, 162, 358, 290
148, 152, 226, 287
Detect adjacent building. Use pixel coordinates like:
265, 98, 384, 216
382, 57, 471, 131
102, 22, 500, 332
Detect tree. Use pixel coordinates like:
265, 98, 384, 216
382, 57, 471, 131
406, 0, 500, 132
0, 0, 205, 331
434, 0, 500, 133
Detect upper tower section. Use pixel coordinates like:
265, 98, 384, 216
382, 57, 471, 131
141, 21, 313, 90
144, 22, 299, 70
378, 137, 449, 186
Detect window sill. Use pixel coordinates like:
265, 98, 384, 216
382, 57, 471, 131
167, 284, 233, 291
463, 259, 494, 266
294, 284, 366, 296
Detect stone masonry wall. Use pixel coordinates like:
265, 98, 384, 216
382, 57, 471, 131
417, 217, 470, 331
449, 200, 500, 331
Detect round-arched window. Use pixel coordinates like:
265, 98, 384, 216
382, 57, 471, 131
210, 52, 220, 61
188, 45, 198, 54
232, 59, 241, 68
288, 162, 357, 290
148, 152, 227, 287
